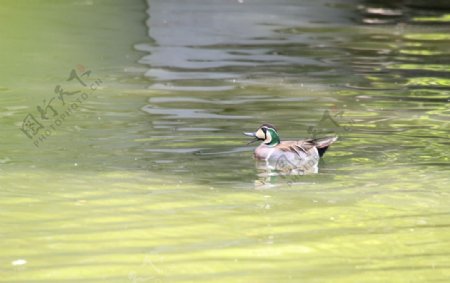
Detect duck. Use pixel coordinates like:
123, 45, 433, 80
244, 124, 337, 174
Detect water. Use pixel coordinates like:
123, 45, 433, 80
1, 0, 449, 282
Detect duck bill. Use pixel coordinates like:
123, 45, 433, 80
243, 132, 259, 144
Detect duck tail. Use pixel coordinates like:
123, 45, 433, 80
313, 136, 338, 157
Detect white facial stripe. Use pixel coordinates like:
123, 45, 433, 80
255, 128, 265, 139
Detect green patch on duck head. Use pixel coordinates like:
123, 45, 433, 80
264, 128, 281, 147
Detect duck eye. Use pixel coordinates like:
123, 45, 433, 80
261, 127, 267, 134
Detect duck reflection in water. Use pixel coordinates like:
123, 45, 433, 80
244, 124, 337, 185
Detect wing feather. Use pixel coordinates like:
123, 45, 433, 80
277, 136, 337, 157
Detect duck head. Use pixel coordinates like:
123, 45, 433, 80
244, 123, 280, 147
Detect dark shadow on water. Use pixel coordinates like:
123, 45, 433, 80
132, 0, 450, 188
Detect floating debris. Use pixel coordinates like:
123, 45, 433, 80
11, 259, 27, 266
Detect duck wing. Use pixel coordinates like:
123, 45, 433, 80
311, 136, 338, 156
277, 140, 317, 155
279, 136, 338, 157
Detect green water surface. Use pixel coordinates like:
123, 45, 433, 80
1, 0, 449, 282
